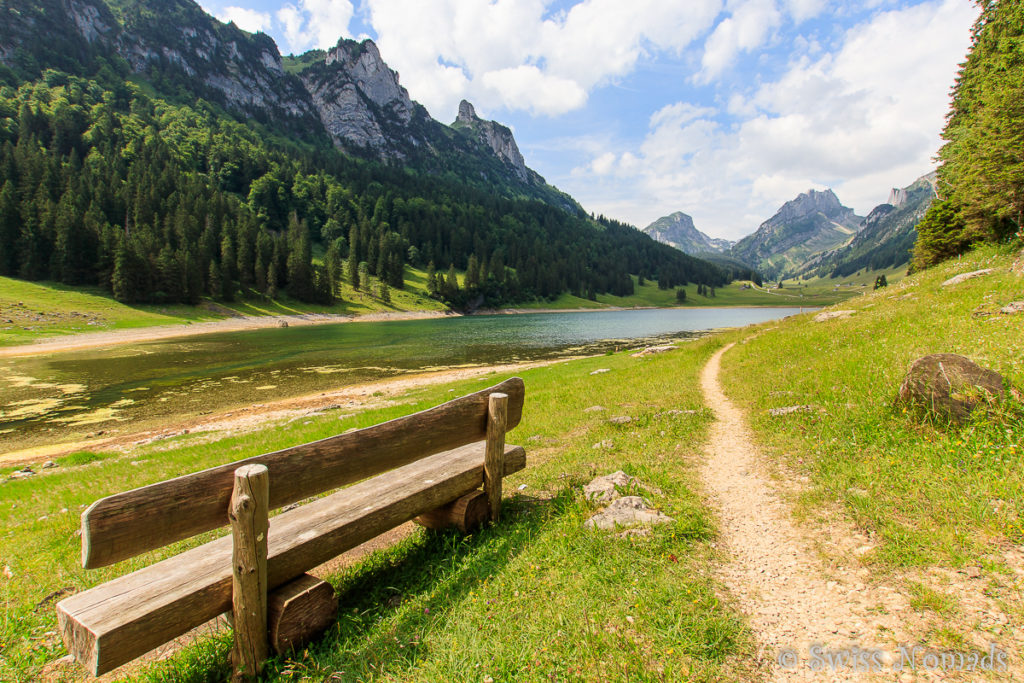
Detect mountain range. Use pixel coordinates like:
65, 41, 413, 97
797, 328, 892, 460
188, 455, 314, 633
0, 0, 744, 308
643, 174, 936, 281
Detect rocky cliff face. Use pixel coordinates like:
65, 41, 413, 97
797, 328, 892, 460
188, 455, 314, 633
0, 0, 548, 194
453, 100, 529, 182
642, 211, 733, 255
300, 39, 434, 158
794, 172, 936, 278
730, 189, 863, 280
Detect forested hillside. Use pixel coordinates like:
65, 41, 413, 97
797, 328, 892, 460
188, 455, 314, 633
914, 0, 1023, 268
0, 0, 737, 310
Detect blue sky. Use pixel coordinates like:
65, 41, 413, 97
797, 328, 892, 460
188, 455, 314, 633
195, 0, 977, 240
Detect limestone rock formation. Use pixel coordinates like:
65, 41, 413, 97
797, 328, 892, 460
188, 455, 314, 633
898, 353, 1006, 423
453, 100, 529, 181
730, 189, 864, 280
300, 39, 425, 158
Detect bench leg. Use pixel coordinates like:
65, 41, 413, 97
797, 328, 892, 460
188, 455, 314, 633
229, 464, 269, 681
268, 574, 337, 655
484, 392, 508, 522
415, 489, 490, 533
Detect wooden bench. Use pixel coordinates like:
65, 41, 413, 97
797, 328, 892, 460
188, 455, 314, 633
56, 378, 525, 678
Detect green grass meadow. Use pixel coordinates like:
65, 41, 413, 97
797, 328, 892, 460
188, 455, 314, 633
0, 338, 756, 682
720, 245, 1023, 568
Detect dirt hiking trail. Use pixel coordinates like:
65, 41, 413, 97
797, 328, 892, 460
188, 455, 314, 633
701, 343, 931, 681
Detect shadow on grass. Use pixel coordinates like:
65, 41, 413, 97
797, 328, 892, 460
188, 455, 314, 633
263, 491, 574, 680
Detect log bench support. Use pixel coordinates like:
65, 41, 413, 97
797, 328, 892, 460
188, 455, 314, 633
57, 379, 525, 678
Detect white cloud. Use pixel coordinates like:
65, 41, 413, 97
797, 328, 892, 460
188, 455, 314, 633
217, 6, 272, 33
365, 0, 723, 119
275, 0, 355, 54
480, 66, 588, 116
784, 0, 827, 22
559, 0, 977, 240
699, 0, 782, 82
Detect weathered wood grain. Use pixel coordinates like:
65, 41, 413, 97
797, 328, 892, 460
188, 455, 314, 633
415, 489, 489, 533
81, 378, 524, 568
57, 442, 526, 675
229, 465, 269, 681
267, 574, 337, 655
484, 393, 508, 522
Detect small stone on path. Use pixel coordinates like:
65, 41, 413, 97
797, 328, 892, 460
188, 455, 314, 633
41, 461, 57, 469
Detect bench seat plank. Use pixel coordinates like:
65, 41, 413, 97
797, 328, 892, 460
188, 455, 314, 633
57, 441, 525, 675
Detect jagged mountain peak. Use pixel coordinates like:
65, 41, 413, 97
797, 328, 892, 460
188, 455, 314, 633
730, 188, 863, 280
452, 99, 528, 182
457, 99, 478, 124
642, 211, 733, 255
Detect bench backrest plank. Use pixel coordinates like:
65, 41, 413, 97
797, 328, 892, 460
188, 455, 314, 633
81, 378, 524, 569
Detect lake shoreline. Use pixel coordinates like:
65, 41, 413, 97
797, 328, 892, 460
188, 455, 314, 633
0, 357, 574, 467
0, 309, 459, 358
0, 302, 819, 359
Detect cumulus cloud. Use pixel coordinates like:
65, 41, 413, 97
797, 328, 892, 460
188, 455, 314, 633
366, 0, 723, 119
217, 6, 272, 33
274, 0, 354, 54
563, 0, 977, 239
699, 0, 782, 81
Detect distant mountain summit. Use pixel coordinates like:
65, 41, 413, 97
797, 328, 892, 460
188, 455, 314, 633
730, 188, 863, 280
642, 212, 733, 255
794, 173, 936, 279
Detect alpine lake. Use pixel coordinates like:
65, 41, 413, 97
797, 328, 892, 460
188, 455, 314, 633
0, 307, 809, 455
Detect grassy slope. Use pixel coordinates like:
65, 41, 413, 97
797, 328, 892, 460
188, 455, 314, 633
516, 276, 857, 310
0, 341, 756, 682
720, 245, 1023, 569
0, 268, 445, 347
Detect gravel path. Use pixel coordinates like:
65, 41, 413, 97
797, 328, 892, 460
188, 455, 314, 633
700, 343, 925, 681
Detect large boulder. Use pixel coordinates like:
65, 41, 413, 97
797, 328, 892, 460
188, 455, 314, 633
898, 354, 1006, 423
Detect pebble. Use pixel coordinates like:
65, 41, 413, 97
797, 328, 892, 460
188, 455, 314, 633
608, 416, 632, 425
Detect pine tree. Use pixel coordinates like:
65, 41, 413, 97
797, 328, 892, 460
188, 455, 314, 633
426, 262, 438, 298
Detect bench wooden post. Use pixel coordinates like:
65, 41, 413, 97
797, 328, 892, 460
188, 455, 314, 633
229, 464, 269, 680
484, 392, 508, 522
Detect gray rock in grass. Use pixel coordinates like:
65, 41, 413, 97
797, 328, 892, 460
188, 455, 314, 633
584, 496, 673, 530
897, 353, 1006, 424
941, 269, 993, 287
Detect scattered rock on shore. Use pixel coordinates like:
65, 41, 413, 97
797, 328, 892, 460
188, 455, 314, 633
898, 353, 1006, 423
